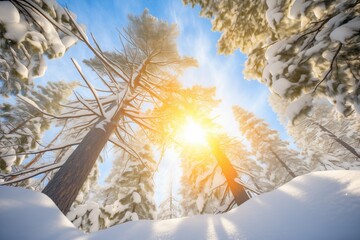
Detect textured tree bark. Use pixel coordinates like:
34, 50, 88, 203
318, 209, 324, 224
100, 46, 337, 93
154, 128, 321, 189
42, 118, 116, 214
270, 148, 296, 178
42, 57, 151, 214
209, 138, 249, 206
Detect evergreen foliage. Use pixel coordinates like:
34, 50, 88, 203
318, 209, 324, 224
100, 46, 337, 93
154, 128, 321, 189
0, 81, 77, 172
0, 0, 80, 96
185, 0, 360, 120
269, 93, 360, 170
233, 106, 308, 191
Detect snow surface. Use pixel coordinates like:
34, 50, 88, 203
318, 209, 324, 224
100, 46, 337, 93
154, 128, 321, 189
0, 186, 84, 240
1, 170, 360, 240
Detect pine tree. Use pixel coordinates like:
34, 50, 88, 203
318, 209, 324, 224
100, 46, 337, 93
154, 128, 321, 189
185, 0, 360, 119
102, 136, 157, 224
180, 134, 259, 216
233, 106, 308, 191
41, 10, 195, 214
184, 0, 272, 79
180, 144, 222, 216
150, 84, 254, 211
269, 93, 360, 170
67, 135, 156, 232
157, 181, 181, 220
0, 81, 77, 172
0, 0, 80, 96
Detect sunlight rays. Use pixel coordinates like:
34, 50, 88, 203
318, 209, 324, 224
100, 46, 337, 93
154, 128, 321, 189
179, 117, 208, 146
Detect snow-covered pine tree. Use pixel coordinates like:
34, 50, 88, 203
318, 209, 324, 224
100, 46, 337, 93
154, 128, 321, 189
0, 81, 77, 172
185, 0, 360, 120
0, 0, 80, 96
158, 197, 181, 220
180, 134, 260, 216
233, 106, 308, 191
269, 93, 360, 170
180, 143, 227, 216
157, 177, 182, 220
157, 181, 181, 220
41, 10, 196, 214
223, 136, 265, 195
67, 134, 156, 232
147, 84, 246, 214
102, 136, 157, 224
184, 0, 272, 79
150, 84, 255, 212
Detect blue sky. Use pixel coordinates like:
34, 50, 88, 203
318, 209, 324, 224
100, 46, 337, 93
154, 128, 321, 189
43, 0, 290, 205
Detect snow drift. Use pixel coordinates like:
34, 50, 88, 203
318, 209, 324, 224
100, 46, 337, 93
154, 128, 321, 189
1, 170, 360, 240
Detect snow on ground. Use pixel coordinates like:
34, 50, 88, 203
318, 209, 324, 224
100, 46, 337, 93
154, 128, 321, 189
0, 185, 84, 240
1, 170, 360, 240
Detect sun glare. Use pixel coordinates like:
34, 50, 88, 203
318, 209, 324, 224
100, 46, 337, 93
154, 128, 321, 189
180, 117, 208, 145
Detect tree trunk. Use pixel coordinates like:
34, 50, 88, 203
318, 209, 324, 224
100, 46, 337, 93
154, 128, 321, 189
270, 148, 296, 178
209, 138, 249, 206
42, 118, 116, 214
250, 176, 262, 193
311, 120, 360, 159
42, 56, 151, 214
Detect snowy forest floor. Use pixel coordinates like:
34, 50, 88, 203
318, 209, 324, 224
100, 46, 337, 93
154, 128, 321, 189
1, 170, 360, 240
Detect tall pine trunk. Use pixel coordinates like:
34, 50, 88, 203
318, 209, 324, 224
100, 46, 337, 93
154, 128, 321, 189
311, 120, 360, 159
42, 54, 150, 214
209, 138, 249, 206
42, 118, 116, 214
270, 148, 296, 178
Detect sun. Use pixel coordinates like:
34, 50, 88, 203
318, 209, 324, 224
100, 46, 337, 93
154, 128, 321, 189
179, 117, 207, 145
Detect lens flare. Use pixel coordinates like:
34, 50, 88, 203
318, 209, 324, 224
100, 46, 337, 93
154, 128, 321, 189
180, 117, 207, 145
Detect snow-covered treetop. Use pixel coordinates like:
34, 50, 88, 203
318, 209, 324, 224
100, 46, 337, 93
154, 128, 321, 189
3, 9, 196, 188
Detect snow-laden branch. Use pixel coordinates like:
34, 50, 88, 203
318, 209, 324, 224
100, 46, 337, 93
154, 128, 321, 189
64, 8, 129, 84
71, 58, 105, 117
18, 95, 96, 120
0, 142, 80, 158
313, 43, 343, 93
73, 91, 102, 117
0, 160, 64, 185
15, 0, 77, 37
